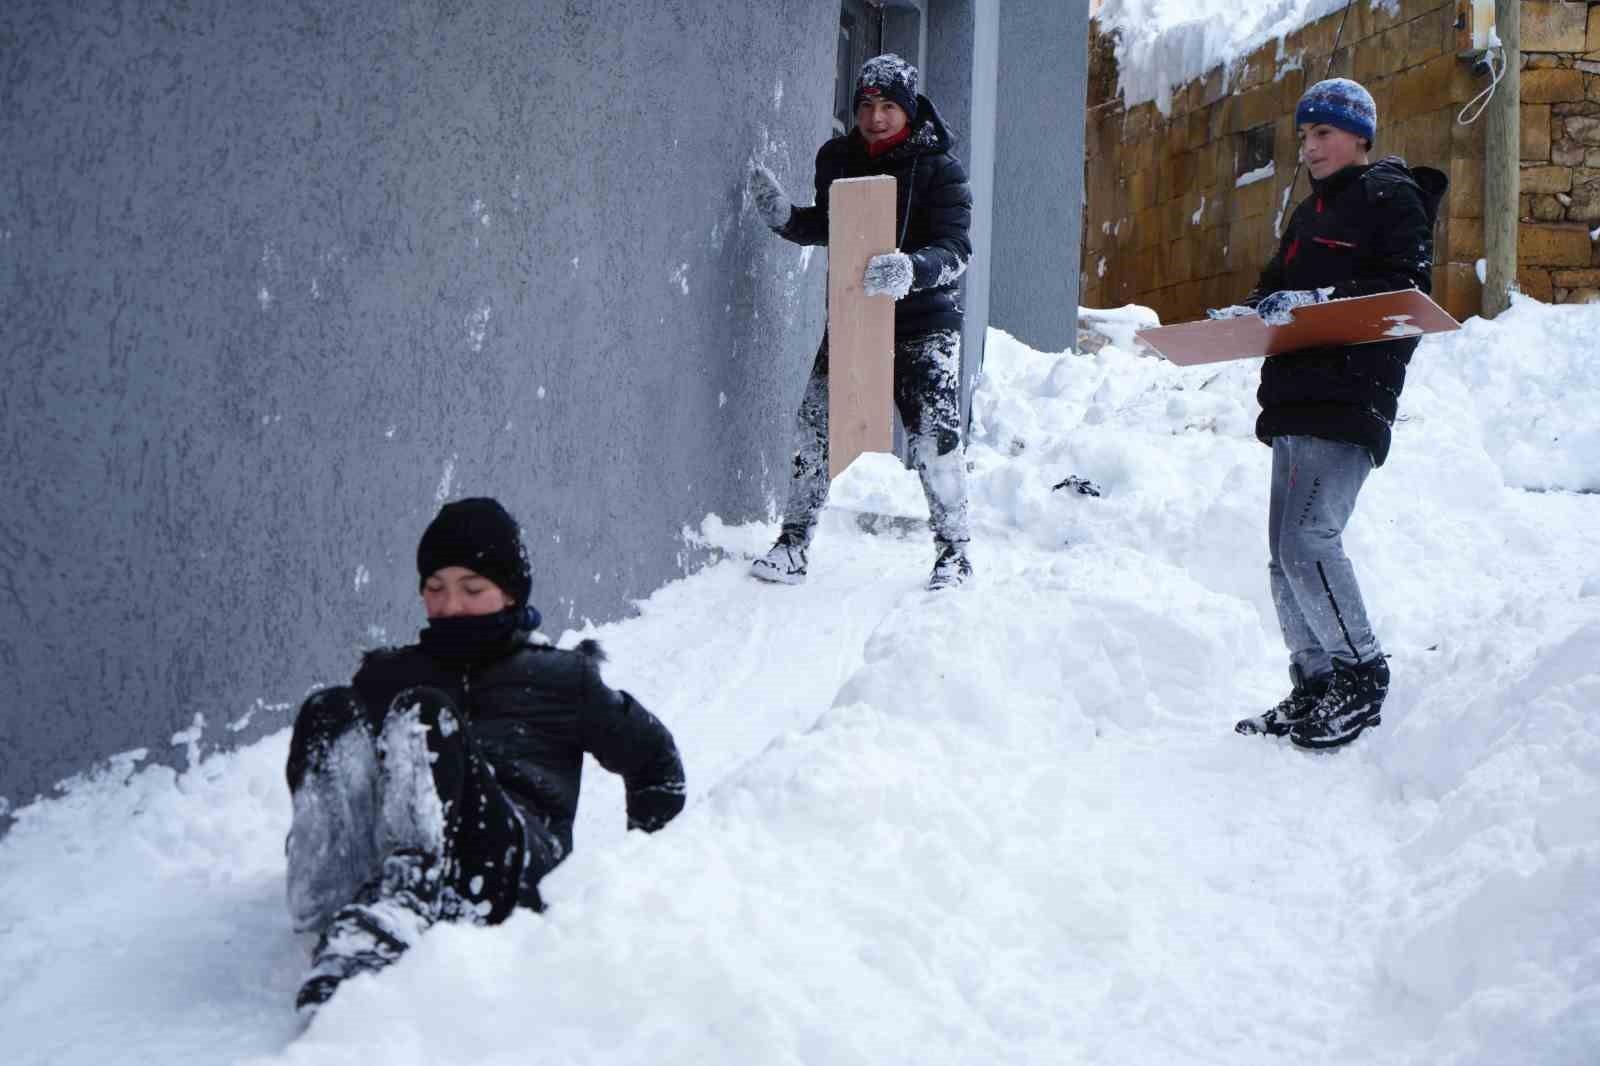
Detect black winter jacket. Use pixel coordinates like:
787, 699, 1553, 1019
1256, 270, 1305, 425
1247, 156, 1447, 466
779, 94, 974, 335
352, 635, 685, 863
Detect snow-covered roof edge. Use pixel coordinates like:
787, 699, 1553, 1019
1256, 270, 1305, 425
1097, 0, 1400, 115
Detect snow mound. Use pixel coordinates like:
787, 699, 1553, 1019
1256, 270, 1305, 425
3, 303, 1598, 1065
1414, 294, 1600, 493
1077, 303, 1159, 353
1098, 0, 1394, 113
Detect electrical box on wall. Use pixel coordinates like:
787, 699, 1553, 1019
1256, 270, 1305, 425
1457, 0, 1497, 54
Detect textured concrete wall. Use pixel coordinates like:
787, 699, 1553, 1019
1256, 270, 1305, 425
925, 0, 998, 426
990, 0, 1087, 351
882, 0, 928, 71
0, 0, 838, 815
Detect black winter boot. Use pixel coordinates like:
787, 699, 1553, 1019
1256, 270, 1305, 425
1236, 665, 1329, 737
1290, 657, 1390, 749
927, 541, 972, 591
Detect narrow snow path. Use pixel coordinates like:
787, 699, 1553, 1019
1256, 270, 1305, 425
3, 303, 1598, 1065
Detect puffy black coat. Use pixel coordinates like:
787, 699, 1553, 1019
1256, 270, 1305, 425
1248, 156, 1447, 466
352, 636, 685, 862
779, 94, 973, 335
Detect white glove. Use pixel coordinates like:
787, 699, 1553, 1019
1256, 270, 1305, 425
748, 163, 792, 232
1206, 305, 1256, 321
1254, 288, 1333, 326
863, 252, 915, 299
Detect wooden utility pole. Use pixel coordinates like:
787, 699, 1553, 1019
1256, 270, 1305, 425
826, 175, 897, 479
1483, 0, 1520, 318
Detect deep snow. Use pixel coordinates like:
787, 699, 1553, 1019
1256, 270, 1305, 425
2, 298, 1598, 1065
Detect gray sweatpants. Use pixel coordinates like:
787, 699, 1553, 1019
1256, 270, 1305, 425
1268, 434, 1383, 679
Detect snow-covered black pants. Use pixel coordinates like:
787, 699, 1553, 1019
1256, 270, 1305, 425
1268, 435, 1383, 680
780, 327, 970, 548
285, 686, 557, 939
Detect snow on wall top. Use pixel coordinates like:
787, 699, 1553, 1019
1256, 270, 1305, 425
1098, 0, 1399, 114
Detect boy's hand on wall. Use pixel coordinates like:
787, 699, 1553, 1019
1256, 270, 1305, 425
748, 163, 793, 232
1255, 288, 1331, 326
863, 252, 914, 299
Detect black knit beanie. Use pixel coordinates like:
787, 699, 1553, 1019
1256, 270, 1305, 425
416, 497, 532, 607
854, 53, 919, 122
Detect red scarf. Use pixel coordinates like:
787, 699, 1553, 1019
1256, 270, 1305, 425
865, 124, 913, 158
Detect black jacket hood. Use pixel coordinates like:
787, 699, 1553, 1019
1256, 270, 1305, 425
1312, 156, 1448, 227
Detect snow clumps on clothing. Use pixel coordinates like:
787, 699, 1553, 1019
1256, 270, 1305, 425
854, 53, 919, 119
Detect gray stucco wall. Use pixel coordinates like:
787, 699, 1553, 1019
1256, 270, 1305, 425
0, 1, 838, 815
925, 0, 998, 428
989, 0, 1089, 351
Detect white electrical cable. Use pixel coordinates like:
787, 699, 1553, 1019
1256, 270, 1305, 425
1458, 28, 1507, 127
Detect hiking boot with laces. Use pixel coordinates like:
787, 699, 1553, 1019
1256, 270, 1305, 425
1290, 656, 1390, 750
1236, 665, 1329, 737
927, 542, 972, 591
751, 529, 809, 585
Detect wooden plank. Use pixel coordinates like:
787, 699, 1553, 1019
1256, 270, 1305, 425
827, 175, 897, 480
1134, 289, 1461, 366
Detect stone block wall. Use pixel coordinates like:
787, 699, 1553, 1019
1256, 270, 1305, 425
1084, 1, 1600, 322
1511, 2, 1600, 301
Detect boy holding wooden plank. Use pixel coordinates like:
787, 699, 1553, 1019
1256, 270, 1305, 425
747, 54, 975, 592
1216, 78, 1447, 748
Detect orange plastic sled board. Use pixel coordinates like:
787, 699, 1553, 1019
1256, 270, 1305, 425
827, 175, 897, 480
1134, 290, 1461, 367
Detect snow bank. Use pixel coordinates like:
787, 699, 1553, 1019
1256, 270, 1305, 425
1077, 303, 1159, 352
2, 300, 1597, 1065
1098, 0, 1395, 113
1415, 294, 1600, 493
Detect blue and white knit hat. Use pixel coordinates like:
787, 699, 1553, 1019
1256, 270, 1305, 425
1295, 78, 1377, 144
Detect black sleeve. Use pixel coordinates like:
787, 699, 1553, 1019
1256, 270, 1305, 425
577, 657, 686, 833
906, 154, 973, 291
1332, 178, 1434, 298
777, 143, 834, 247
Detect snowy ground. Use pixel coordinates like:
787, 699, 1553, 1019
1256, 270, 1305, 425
3, 297, 1598, 1065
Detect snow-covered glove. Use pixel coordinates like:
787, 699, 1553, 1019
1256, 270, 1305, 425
748, 162, 792, 232
1206, 304, 1256, 321
863, 252, 915, 299
1254, 288, 1332, 326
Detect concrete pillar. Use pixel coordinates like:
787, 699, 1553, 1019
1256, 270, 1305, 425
926, 0, 999, 428
989, 0, 1089, 351
882, 1, 927, 72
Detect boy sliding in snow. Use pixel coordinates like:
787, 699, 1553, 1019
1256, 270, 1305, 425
747, 53, 975, 591
284, 498, 684, 1015
1219, 78, 1445, 748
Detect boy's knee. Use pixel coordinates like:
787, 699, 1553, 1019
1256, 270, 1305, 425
911, 429, 962, 465
387, 685, 456, 722
287, 687, 367, 791
1277, 522, 1340, 567
383, 687, 464, 754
